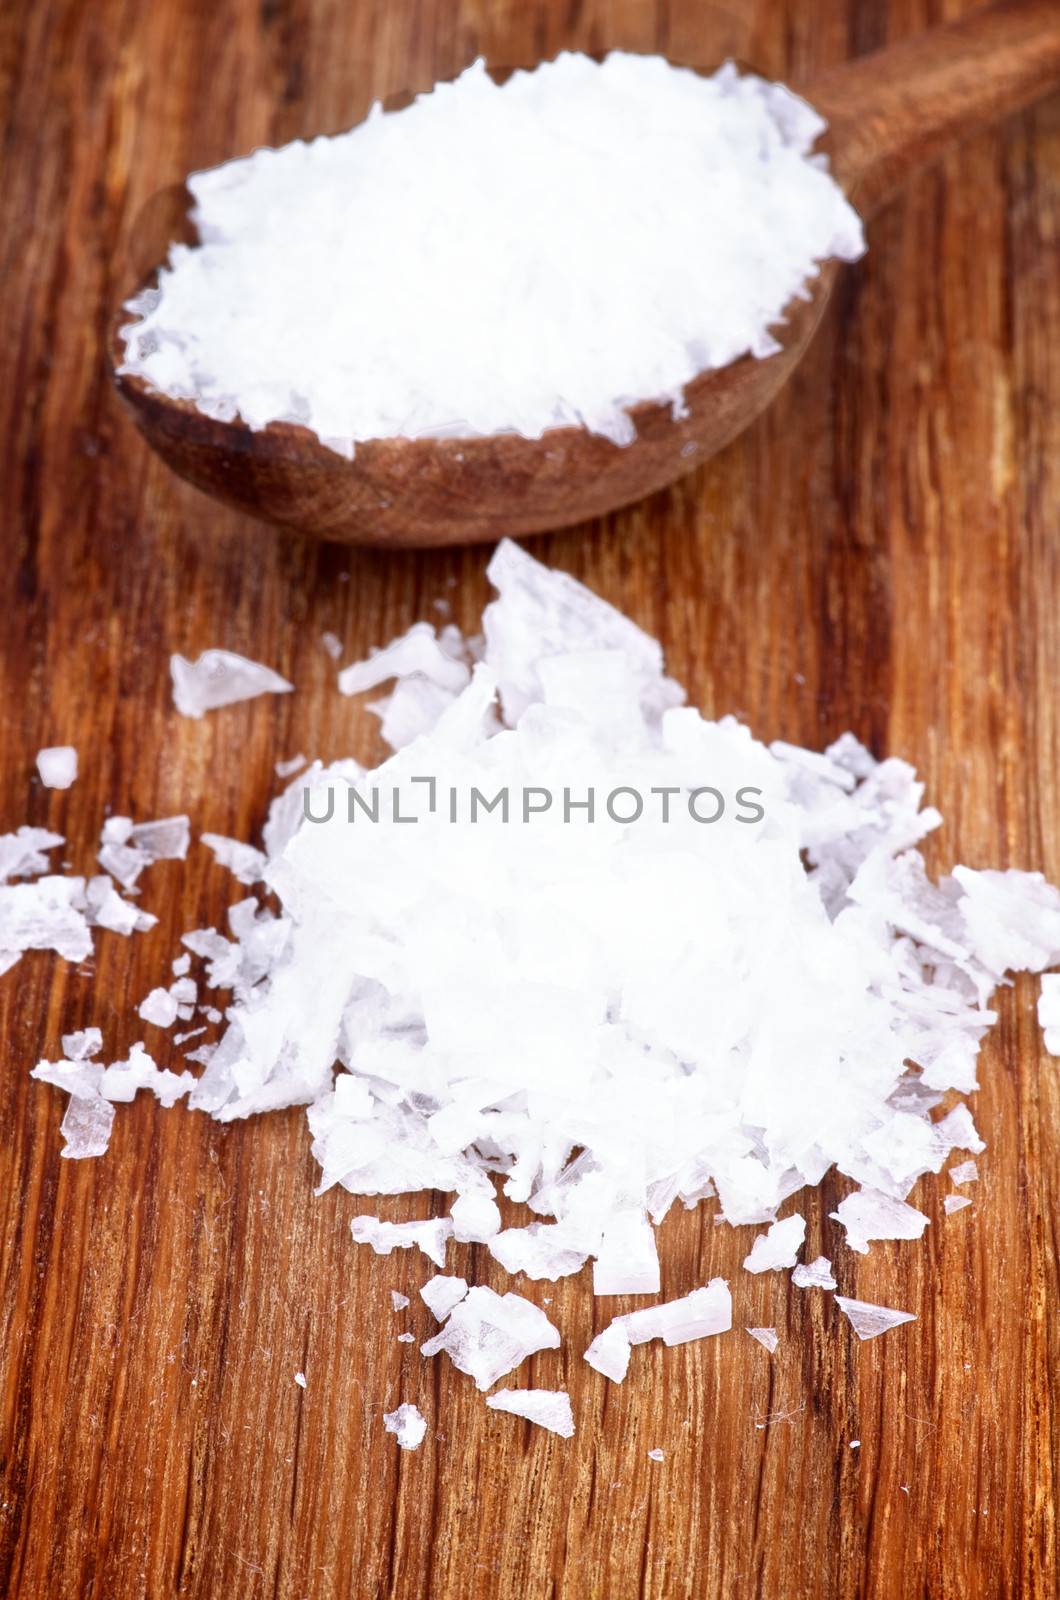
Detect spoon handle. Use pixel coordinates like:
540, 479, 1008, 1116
807, 0, 1060, 217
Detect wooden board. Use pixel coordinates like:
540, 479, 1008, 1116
1, 1, 1058, 1595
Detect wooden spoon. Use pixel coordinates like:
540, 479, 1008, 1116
110, 0, 1060, 548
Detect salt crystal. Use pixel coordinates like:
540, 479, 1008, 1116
618, 1280, 731, 1347
121, 56, 864, 454
647, 1448, 665, 1462
0, 826, 64, 883
486, 1388, 575, 1439
830, 1191, 928, 1256
338, 624, 470, 698
0, 876, 92, 965
350, 1215, 452, 1269
743, 1213, 805, 1274
420, 1275, 469, 1322
294, 1371, 307, 1388
139, 988, 179, 1028
390, 1290, 410, 1311
321, 632, 343, 660
62, 1028, 102, 1061
746, 1327, 779, 1353
397, 1332, 415, 1343
950, 1160, 978, 1186
59, 1094, 114, 1159
834, 1295, 916, 1341
84, 875, 156, 936
201, 833, 267, 885
130, 815, 191, 861
383, 1403, 427, 1451
170, 650, 293, 718
791, 1256, 837, 1290
36, 746, 78, 790
420, 1286, 559, 1391
592, 1210, 661, 1296
584, 1321, 632, 1383
944, 1194, 972, 1215
275, 754, 307, 779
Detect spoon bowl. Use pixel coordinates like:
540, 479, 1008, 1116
110, 0, 1060, 547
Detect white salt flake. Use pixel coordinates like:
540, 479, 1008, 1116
746, 1327, 779, 1353
276, 754, 307, 779
338, 623, 470, 698
950, 1160, 978, 1186
420, 1275, 469, 1322
743, 1213, 805, 1274
294, 1371, 307, 1388
584, 1321, 632, 1383
835, 1296, 916, 1341
383, 1402, 427, 1451
791, 1256, 837, 1290
830, 1191, 928, 1256
647, 1448, 665, 1462
36, 746, 78, 790
350, 1215, 452, 1269
420, 1286, 559, 1391
619, 1280, 731, 1347
139, 987, 180, 1028
59, 1094, 114, 1159
170, 650, 293, 718
486, 1388, 575, 1439
201, 833, 267, 885
390, 1290, 410, 1311
944, 1194, 972, 1215
130, 815, 191, 861
0, 826, 64, 883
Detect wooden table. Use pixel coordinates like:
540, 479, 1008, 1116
2, 2, 1058, 1595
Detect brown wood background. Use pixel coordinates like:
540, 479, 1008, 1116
2, 1, 1059, 1595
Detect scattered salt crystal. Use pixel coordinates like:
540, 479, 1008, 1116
138, 987, 179, 1028
170, 650, 293, 718
201, 833, 267, 885
121, 56, 864, 454
850, 1440, 860, 1450
59, 1094, 114, 1159
584, 1321, 632, 1383
944, 1194, 972, 1215
746, 1327, 779, 1353
62, 1028, 102, 1061
420, 1286, 559, 1391
420, 1275, 469, 1322
830, 1191, 928, 1256
935, 1104, 986, 1156
130, 815, 191, 861
486, 1389, 575, 1439
172, 953, 191, 977
647, 1449, 665, 1462
294, 1371, 306, 1388
350, 1215, 452, 1269
834, 1296, 916, 1341
338, 623, 470, 698
397, 1332, 415, 1343
84, 875, 156, 936
0, 876, 92, 965
390, 1290, 410, 1312
383, 1403, 427, 1451
0, 826, 64, 883
619, 1280, 731, 1347
743, 1214, 805, 1274
950, 1160, 978, 1186
97, 840, 150, 890
791, 1256, 837, 1290
36, 746, 78, 789
275, 754, 307, 779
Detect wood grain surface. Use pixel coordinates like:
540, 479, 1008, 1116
2, 1, 1058, 1596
